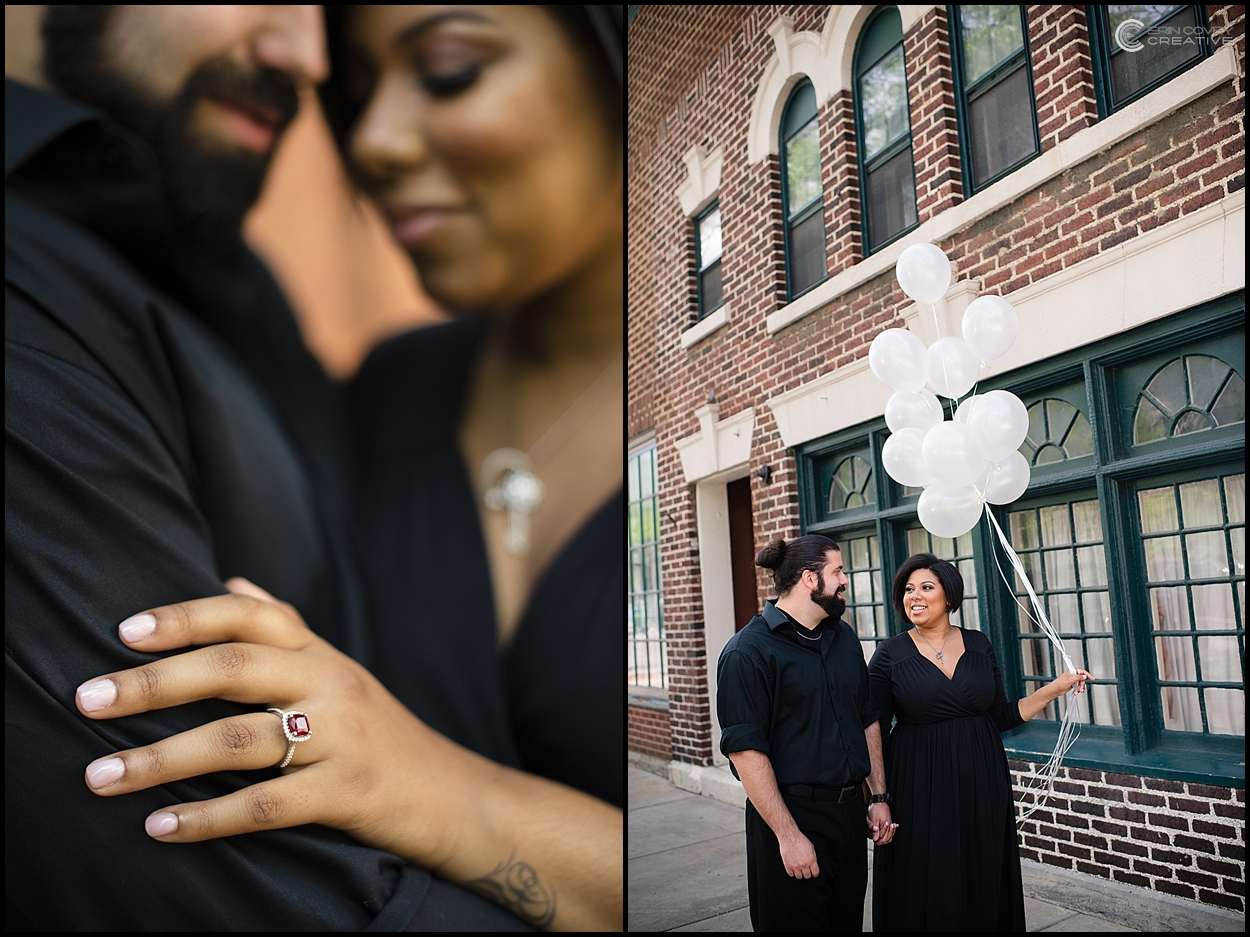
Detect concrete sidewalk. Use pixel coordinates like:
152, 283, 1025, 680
628, 764, 1245, 932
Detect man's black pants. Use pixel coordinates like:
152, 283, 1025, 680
745, 791, 868, 932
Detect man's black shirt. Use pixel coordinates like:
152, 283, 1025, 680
5, 79, 529, 931
717, 601, 880, 788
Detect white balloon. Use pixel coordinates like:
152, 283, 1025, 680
896, 243, 952, 305
967, 389, 1029, 461
869, 328, 929, 392
954, 394, 981, 425
922, 420, 985, 485
885, 389, 943, 434
882, 427, 937, 487
962, 295, 1019, 362
984, 451, 1032, 505
918, 482, 984, 539
973, 460, 992, 493
927, 337, 980, 399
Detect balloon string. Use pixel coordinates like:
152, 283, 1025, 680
932, 302, 952, 399
981, 504, 1081, 826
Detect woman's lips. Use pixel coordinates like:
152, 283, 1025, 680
389, 209, 457, 248
204, 98, 279, 154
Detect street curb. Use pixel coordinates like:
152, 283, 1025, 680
629, 752, 747, 809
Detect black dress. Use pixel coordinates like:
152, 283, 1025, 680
349, 317, 624, 810
868, 628, 1027, 932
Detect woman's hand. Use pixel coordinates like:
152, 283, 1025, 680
75, 579, 622, 930
1018, 667, 1093, 722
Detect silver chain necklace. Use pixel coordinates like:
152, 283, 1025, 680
481, 352, 622, 556
915, 625, 953, 662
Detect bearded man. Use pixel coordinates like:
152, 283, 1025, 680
717, 535, 897, 932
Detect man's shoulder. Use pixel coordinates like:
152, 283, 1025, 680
718, 616, 774, 659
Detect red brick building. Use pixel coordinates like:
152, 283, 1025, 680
628, 4, 1245, 914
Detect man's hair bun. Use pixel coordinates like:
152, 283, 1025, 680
755, 537, 788, 569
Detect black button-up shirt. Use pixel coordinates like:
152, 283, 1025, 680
717, 601, 880, 788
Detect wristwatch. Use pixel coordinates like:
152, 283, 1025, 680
868, 791, 892, 805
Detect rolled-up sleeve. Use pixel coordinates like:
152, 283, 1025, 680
716, 648, 772, 757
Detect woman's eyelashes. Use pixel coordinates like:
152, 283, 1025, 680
420, 64, 481, 97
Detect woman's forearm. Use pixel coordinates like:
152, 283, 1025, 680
384, 725, 621, 931
1016, 682, 1061, 722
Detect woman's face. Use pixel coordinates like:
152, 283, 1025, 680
903, 569, 948, 626
345, 6, 622, 312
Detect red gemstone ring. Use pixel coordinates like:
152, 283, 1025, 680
267, 708, 312, 768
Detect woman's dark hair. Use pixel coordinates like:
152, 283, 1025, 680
891, 553, 964, 619
319, 5, 623, 151
755, 535, 841, 596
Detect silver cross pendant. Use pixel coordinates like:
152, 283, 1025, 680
482, 448, 546, 556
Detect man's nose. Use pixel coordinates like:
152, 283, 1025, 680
251, 5, 328, 86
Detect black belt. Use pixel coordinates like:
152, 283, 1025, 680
780, 783, 860, 804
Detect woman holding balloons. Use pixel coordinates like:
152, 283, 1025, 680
868, 555, 1091, 931
866, 243, 1094, 929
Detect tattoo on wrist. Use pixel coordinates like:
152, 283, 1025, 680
465, 851, 556, 928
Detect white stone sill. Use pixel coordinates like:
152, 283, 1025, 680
680, 303, 730, 349
765, 45, 1240, 336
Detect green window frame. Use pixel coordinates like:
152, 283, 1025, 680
1087, 4, 1212, 117
949, 5, 1041, 194
780, 79, 828, 300
796, 292, 1245, 784
853, 6, 919, 254
695, 201, 724, 320
628, 439, 666, 688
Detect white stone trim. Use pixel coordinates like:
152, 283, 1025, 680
766, 188, 1245, 448
674, 403, 756, 484
679, 303, 730, 349
765, 44, 1241, 336
897, 5, 939, 33
676, 144, 724, 218
746, 6, 875, 164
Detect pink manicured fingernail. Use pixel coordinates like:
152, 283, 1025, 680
77, 679, 117, 712
118, 613, 156, 643
146, 812, 178, 837
86, 757, 125, 789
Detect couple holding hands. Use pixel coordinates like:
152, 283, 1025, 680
718, 536, 1091, 932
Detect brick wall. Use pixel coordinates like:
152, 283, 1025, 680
627, 705, 674, 762
1012, 761, 1246, 913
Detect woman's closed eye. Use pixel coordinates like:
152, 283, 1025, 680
421, 65, 480, 97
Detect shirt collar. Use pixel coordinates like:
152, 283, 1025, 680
5, 79, 102, 179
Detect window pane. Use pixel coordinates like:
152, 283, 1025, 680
1109, 6, 1202, 105
786, 120, 822, 216
1044, 548, 1076, 590
1144, 536, 1183, 581
700, 260, 723, 317
1064, 411, 1094, 457
1226, 474, 1246, 524
1083, 591, 1112, 632
1145, 358, 1187, 414
860, 44, 909, 160
1138, 487, 1179, 533
1048, 592, 1080, 631
697, 206, 722, 268
1108, 5, 1184, 35
1179, 478, 1223, 528
1197, 636, 1241, 682
968, 64, 1035, 186
1009, 509, 1039, 549
865, 146, 918, 248
1077, 546, 1107, 586
1072, 500, 1103, 543
1204, 688, 1245, 735
1186, 531, 1228, 579
1092, 683, 1122, 726
1149, 586, 1191, 629
1087, 636, 1117, 679
1134, 398, 1169, 443
1210, 372, 1245, 427
1187, 355, 1230, 410
789, 209, 827, 295
1160, 685, 1202, 732
961, 5, 1026, 83
1039, 505, 1072, 546
1155, 634, 1196, 681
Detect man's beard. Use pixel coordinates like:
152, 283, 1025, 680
811, 571, 847, 622
42, 6, 299, 251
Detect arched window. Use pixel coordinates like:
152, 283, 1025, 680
828, 455, 875, 513
1134, 355, 1245, 445
780, 80, 827, 299
1021, 398, 1094, 465
854, 6, 918, 253
950, 4, 1040, 193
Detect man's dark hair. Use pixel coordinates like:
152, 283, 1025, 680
41, 5, 299, 251
891, 553, 964, 619
755, 535, 841, 596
